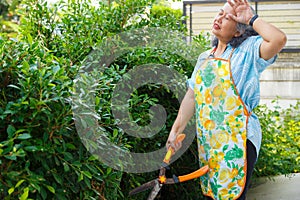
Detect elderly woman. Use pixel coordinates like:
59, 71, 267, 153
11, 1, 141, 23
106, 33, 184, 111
166, 0, 286, 199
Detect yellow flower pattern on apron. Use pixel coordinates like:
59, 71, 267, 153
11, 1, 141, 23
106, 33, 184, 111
194, 49, 250, 200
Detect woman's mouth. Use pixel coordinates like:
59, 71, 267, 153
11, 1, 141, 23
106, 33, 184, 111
213, 23, 220, 30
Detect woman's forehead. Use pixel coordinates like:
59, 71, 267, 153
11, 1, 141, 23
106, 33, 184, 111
221, 3, 236, 15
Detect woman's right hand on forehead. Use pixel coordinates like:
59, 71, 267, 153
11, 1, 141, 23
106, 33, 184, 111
227, 0, 255, 25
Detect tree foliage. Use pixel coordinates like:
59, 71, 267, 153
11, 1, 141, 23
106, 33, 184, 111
0, 0, 209, 199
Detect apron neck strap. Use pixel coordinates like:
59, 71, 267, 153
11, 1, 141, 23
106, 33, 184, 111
228, 48, 235, 60
210, 46, 235, 60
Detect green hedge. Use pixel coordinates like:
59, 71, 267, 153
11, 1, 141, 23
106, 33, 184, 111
0, 0, 207, 199
0, 34, 125, 200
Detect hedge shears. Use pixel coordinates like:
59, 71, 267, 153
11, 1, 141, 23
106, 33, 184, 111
129, 134, 209, 200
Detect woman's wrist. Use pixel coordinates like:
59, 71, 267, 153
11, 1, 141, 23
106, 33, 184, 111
248, 14, 259, 26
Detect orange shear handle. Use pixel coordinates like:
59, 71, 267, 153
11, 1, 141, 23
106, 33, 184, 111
163, 134, 185, 164
178, 165, 209, 183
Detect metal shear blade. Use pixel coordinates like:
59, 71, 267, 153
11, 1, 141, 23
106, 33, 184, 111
147, 180, 162, 200
128, 179, 158, 196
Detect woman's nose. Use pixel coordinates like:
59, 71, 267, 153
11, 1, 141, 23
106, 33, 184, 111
215, 13, 225, 23
216, 15, 224, 23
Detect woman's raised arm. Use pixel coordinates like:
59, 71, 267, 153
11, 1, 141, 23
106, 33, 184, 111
228, 0, 287, 60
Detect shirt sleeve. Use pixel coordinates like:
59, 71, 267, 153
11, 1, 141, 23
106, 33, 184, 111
252, 36, 277, 74
187, 50, 210, 90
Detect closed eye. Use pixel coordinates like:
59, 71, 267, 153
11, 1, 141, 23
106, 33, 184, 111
218, 9, 225, 16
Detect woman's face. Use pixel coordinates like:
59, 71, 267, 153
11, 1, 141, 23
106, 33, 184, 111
212, 3, 239, 42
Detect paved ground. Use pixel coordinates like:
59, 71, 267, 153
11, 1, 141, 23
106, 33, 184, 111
246, 173, 300, 200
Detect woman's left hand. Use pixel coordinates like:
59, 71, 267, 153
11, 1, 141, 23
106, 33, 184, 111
227, 0, 254, 25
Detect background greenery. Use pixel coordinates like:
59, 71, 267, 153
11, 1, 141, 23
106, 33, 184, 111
254, 101, 300, 177
0, 0, 299, 199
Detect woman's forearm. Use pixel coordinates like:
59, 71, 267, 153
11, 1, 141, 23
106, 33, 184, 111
170, 88, 195, 135
252, 17, 287, 60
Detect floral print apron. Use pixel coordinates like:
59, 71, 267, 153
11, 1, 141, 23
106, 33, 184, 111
194, 48, 250, 200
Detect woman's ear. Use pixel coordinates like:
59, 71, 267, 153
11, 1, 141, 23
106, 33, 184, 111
234, 28, 246, 37
234, 31, 242, 37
